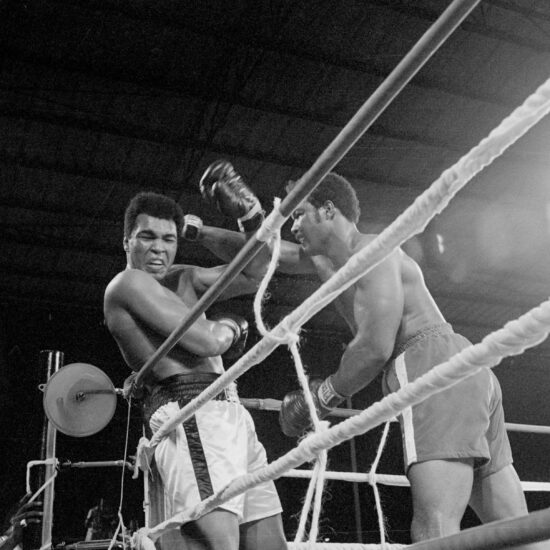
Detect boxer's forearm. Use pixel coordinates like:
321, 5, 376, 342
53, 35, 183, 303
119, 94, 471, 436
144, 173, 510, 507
200, 224, 316, 276
200, 225, 271, 280
200, 225, 248, 262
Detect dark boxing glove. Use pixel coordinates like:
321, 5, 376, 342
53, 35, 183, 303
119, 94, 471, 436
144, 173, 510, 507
199, 160, 264, 233
210, 312, 249, 360
279, 376, 347, 437
181, 214, 204, 241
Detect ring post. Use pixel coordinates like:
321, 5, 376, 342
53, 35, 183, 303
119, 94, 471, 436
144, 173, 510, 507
35, 350, 64, 550
133, 0, 481, 390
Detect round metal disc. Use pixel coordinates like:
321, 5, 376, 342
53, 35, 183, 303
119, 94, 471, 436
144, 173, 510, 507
43, 362, 117, 437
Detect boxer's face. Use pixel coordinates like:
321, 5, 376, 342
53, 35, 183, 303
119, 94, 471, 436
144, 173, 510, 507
290, 200, 329, 256
124, 214, 178, 280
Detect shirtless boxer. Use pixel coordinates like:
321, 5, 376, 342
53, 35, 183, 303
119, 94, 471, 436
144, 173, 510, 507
104, 172, 287, 550
192, 165, 540, 545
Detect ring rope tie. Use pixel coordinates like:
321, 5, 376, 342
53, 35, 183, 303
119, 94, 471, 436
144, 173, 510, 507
254, 198, 330, 544
368, 421, 392, 547
256, 203, 288, 243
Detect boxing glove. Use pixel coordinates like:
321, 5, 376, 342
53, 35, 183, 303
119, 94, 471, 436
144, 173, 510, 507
181, 214, 204, 241
199, 160, 264, 233
279, 376, 346, 437
210, 311, 249, 360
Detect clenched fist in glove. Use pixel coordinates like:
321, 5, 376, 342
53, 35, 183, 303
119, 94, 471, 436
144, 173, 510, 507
199, 160, 264, 233
210, 312, 249, 360
279, 376, 347, 437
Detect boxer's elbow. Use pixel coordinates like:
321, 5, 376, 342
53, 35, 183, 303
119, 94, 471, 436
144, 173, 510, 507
369, 341, 394, 365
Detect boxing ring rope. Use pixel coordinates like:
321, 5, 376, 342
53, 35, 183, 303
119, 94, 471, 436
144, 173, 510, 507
134, 299, 550, 550
26, 0, 547, 547
132, 71, 550, 547
58, 460, 134, 471
34, 99, 550, 550
282, 466, 550, 493
287, 504, 550, 550
241, 397, 550, 434
64, 0, 549, 547
505, 422, 550, 434
128, 36, 550, 547
130, 0, 482, 393
406, 507, 550, 550
241, 397, 550, 492
138, 71, 550, 454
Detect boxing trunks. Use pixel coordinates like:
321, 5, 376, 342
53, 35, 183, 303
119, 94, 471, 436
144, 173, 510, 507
383, 324, 513, 478
143, 372, 282, 524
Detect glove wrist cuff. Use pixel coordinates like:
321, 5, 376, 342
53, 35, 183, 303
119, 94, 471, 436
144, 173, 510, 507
182, 215, 204, 241
237, 202, 265, 233
317, 376, 347, 409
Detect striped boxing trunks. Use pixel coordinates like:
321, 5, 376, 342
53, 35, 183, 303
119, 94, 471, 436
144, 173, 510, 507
382, 324, 513, 478
143, 372, 282, 524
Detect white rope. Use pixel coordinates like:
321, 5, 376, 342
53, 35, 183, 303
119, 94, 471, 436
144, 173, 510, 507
282, 469, 550, 492
107, 398, 132, 550
285, 332, 329, 544
505, 423, 550, 434
521, 482, 550, 492
293, 448, 329, 545
256, 202, 288, 243
284, 469, 410, 487
139, 298, 550, 542
369, 422, 391, 548
25, 459, 58, 498
294, 461, 320, 544
138, 75, 550, 457
131, 532, 407, 550
254, 196, 330, 544
253, 197, 294, 344
134, 77, 550, 542
242, 398, 550, 434
288, 544, 405, 549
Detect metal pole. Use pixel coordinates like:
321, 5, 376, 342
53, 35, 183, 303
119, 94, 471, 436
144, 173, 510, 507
133, 0, 481, 389
346, 397, 363, 543
32, 350, 64, 550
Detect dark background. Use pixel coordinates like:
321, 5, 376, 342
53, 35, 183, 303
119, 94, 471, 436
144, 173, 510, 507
1, 0, 550, 546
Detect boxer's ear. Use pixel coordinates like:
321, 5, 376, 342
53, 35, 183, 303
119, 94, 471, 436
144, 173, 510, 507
323, 200, 336, 220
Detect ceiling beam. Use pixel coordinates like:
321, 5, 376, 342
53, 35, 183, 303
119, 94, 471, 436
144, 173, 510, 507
3, 104, 549, 207
483, 0, 550, 24
36, 0, 549, 97
6, 55, 543, 164
0, 108, 310, 173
